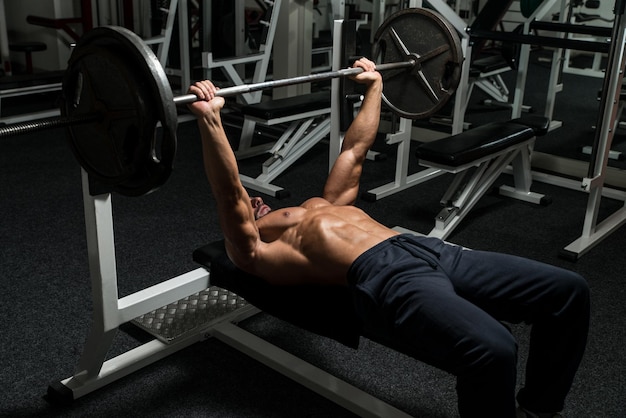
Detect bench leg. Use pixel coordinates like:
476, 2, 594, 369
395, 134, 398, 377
235, 119, 275, 159
211, 322, 413, 418
499, 142, 551, 205
429, 148, 526, 240
363, 118, 447, 201
474, 73, 510, 103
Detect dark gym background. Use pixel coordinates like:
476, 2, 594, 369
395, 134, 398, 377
1, 3, 625, 417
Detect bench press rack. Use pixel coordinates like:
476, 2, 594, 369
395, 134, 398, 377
47, 169, 414, 417
45, 12, 461, 413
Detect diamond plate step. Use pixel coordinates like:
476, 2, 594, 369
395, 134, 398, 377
132, 286, 250, 343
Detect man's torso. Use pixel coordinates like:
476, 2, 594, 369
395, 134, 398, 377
247, 198, 398, 285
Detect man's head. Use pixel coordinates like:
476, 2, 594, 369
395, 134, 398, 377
251, 196, 272, 220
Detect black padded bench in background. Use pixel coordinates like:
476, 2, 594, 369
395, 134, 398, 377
467, 54, 513, 106
414, 115, 551, 239
416, 121, 534, 168
469, 55, 511, 78
239, 90, 330, 122
416, 115, 549, 169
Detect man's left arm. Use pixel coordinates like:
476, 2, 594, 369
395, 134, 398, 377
323, 58, 383, 206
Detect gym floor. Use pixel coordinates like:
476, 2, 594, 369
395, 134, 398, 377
1, 47, 625, 416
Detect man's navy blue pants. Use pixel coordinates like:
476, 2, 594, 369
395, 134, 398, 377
348, 234, 590, 417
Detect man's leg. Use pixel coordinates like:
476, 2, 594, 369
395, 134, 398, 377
435, 240, 590, 414
381, 271, 521, 417
349, 237, 520, 417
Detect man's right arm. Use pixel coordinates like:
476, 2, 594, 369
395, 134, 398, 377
187, 81, 261, 268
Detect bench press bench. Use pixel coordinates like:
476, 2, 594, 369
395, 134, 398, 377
189, 240, 414, 417
415, 115, 550, 239
235, 90, 332, 198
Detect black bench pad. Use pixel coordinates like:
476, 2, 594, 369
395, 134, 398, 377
470, 55, 510, 77
193, 240, 361, 348
416, 121, 534, 167
511, 114, 551, 136
240, 90, 331, 120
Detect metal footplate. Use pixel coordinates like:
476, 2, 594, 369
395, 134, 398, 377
132, 286, 251, 343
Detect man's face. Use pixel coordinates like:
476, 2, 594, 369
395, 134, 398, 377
250, 197, 272, 220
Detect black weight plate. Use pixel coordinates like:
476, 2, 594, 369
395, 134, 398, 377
373, 8, 463, 120
62, 26, 178, 196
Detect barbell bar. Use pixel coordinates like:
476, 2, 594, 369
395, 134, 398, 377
2, 8, 463, 197
172, 61, 416, 106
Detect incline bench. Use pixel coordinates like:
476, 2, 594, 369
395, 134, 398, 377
415, 115, 551, 239
234, 90, 332, 198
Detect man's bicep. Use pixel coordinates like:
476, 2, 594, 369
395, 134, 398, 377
323, 150, 361, 206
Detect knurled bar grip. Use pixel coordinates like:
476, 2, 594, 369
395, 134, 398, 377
0, 113, 99, 137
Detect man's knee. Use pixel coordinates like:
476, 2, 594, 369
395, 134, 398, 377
556, 270, 590, 316
460, 323, 518, 375
571, 271, 590, 300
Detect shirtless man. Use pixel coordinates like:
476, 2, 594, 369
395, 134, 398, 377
187, 58, 590, 418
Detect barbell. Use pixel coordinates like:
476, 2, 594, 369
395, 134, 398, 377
1, 8, 463, 197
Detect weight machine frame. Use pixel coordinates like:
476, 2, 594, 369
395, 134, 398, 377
559, 0, 626, 259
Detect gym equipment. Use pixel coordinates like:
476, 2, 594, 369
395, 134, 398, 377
372, 8, 463, 120
9, 41, 46, 74
0, 8, 462, 197
560, 0, 626, 260
520, 0, 545, 18
44, 14, 460, 413
415, 115, 551, 239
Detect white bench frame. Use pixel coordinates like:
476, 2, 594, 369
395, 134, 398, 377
419, 136, 541, 239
